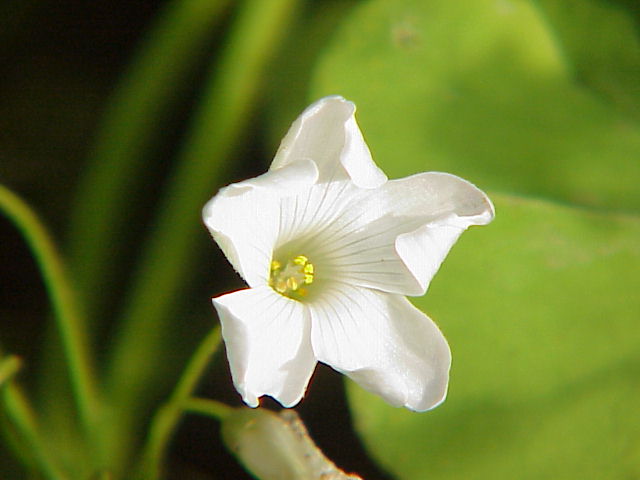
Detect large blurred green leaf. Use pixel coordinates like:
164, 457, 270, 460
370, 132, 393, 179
310, 0, 640, 212
347, 193, 640, 479
307, 0, 640, 477
535, 0, 640, 119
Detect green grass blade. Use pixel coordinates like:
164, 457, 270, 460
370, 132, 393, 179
67, 0, 232, 319
0, 356, 21, 388
2, 384, 70, 480
0, 185, 101, 454
135, 326, 224, 480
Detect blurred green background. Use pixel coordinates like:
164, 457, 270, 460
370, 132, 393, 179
1, 0, 639, 478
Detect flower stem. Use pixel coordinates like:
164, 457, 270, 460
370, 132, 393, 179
135, 326, 224, 479
105, 0, 300, 443
182, 397, 233, 420
1, 380, 69, 479
0, 185, 101, 449
67, 0, 232, 320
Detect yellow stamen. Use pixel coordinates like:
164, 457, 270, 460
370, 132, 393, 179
269, 254, 315, 300
293, 255, 308, 266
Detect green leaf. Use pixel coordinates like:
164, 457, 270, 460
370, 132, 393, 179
347, 193, 640, 479
535, 0, 640, 119
310, 0, 640, 212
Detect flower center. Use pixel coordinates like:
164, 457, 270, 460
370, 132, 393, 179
269, 254, 315, 299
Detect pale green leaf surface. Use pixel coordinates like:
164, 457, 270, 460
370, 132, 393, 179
347, 194, 640, 479
310, 0, 640, 212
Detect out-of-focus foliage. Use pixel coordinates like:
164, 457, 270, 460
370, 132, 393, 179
303, 0, 640, 478
310, 0, 640, 212
3, 0, 639, 478
536, 0, 640, 120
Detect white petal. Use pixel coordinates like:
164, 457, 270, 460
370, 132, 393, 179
213, 286, 317, 407
202, 161, 318, 287
309, 285, 451, 411
274, 179, 359, 249
271, 96, 387, 189
393, 173, 494, 294
303, 172, 494, 296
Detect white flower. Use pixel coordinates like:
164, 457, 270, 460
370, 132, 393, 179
203, 96, 494, 411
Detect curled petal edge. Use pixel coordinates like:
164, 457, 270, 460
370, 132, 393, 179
395, 175, 494, 296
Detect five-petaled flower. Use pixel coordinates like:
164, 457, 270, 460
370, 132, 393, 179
203, 96, 494, 411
